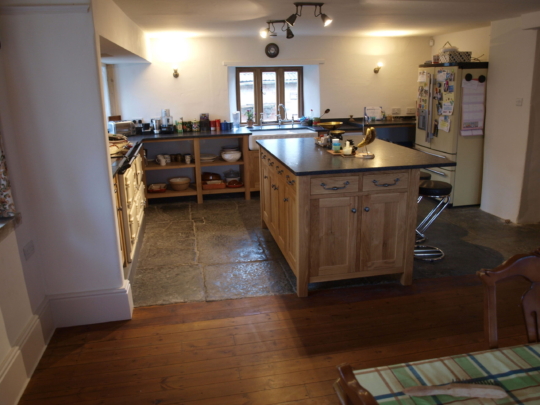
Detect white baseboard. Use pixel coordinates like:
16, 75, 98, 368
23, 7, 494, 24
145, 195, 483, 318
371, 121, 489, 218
0, 299, 55, 405
49, 280, 133, 328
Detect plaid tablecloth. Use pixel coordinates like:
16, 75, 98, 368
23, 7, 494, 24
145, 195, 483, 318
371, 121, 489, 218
353, 343, 540, 404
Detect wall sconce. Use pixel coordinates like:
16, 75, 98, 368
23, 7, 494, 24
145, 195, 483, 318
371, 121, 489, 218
260, 20, 294, 39
286, 2, 332, 27
173, 67, 179, 78
374, 62, 383, 74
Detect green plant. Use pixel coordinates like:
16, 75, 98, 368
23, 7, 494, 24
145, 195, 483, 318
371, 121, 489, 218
245, 109, 254, 120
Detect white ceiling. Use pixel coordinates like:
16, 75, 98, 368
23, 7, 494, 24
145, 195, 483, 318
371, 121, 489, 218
113, 0, 540, 38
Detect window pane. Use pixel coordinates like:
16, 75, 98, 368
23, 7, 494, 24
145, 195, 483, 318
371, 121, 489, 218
284, 71, 299, 119
262, 72, 277, 122
239, 72, 255, 123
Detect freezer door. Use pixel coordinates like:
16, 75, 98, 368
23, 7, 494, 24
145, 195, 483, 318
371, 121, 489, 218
429, 66, 461, 154
415, 67, 434, 149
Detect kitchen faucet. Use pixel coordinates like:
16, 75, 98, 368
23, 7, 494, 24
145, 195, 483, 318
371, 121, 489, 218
278, 104, 293, 126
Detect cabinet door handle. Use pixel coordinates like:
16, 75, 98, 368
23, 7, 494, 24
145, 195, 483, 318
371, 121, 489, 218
286, 175, 295, 186
351, 208, 357, 213
284, 198, 289, 202
262, 154, 267, 159
269, 162, 275, 166
277, 170, 284, 175
364, 207, 370, 212
320, 181, 349, 191
264, 175, 268, 179
372, 178, 400, 187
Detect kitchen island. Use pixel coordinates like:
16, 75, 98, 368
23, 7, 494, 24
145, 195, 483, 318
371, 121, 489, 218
258, 138, 456, 297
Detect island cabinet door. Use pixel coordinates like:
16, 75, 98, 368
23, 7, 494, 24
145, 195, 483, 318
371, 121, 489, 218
359, 192, 407, 273
310, 196, 358, 277
261, 165, 272, 227
282, 185, 298, 270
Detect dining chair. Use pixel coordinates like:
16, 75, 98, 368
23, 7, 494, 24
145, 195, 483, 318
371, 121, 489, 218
477, 248, 540, 349
334, 363, 379, 405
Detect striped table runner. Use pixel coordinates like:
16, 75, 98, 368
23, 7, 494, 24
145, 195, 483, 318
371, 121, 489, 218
353, 343, 540, 404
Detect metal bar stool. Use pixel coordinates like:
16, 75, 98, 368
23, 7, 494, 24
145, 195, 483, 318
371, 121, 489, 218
414, 180, 452, 261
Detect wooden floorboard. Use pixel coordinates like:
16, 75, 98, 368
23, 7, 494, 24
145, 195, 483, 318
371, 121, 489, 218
20, 275, 529, 405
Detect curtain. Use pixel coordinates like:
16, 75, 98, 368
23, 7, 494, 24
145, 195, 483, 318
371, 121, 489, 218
0, 134, 15, 217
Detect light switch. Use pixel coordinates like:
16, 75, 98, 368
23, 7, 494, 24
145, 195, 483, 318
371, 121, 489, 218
516, 98, 523, 107
392, 107, 401, 115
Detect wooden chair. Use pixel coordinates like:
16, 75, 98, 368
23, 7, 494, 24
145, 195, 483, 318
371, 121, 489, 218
333, 363, 379, 405
477, 248, 540, 349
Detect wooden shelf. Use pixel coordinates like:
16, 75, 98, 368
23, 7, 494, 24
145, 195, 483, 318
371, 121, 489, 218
200, 158, 244, 167
145, 161, 196, 170
146, 185, 197, 199
202, 187, 246, 195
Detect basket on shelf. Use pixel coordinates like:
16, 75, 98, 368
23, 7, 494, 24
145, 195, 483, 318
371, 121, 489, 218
439, 51, 472, 63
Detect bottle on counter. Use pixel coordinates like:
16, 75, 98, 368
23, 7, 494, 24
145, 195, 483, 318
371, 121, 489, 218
176, 117, 183, 133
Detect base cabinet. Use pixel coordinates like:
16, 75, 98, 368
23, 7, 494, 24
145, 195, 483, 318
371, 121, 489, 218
259, 146, 419, 297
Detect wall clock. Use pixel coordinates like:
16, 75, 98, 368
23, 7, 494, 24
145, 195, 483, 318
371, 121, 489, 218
265, 43, 279, 58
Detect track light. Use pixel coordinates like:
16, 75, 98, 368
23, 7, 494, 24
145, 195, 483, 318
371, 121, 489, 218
289, 3, 333, 28
285, 12, 297, 26
374, 62, 383, 73
261, 20, 294, 39
286, 27, 294, 39
321, 13, 332, 27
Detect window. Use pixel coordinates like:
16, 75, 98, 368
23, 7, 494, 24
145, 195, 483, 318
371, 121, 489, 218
236, 67, 303, 125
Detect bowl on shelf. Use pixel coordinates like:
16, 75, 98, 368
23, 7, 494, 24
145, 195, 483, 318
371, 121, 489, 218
169, 177, 190, 191
317, 121, 343, 130
202, 172, 221, 181
221, 150, 242, 162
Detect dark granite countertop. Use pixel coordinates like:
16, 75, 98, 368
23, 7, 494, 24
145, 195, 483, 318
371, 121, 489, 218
257, 138, 455, 176
110, 128, 252, 177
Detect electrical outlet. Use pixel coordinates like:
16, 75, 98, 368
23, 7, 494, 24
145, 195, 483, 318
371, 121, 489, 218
23, 241, 35, 260
132, 117, 143, 123
516, 98, 523, 107
391, 107, 401, 115
406, 107, 416, 114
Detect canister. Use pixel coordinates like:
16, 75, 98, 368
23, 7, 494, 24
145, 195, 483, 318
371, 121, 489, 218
210, 120, 216, 130
183, 121, 192, 132
215, 119, 221, 130
192, 120, 200, 131
220, 122, 229, 131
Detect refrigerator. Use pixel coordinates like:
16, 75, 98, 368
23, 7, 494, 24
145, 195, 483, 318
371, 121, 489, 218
415, 62, 488, 206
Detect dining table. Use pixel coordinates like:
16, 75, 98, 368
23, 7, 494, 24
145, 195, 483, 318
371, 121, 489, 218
342, 343, 540, 404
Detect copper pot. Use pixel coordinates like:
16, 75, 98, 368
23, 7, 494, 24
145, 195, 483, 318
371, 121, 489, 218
202, 172, 221, 181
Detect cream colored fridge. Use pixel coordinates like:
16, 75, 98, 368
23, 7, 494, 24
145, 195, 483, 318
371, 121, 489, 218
415, 63, 488, 206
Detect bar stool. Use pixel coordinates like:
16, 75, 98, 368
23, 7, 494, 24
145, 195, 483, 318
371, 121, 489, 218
414, 180, 452, 261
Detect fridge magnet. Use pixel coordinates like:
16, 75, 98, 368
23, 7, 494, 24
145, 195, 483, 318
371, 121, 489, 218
437, 102, 443, 115
448, 85, 454, 93
444, 80, 449, 92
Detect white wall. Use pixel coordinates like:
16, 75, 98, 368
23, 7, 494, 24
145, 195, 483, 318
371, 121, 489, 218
481, 17, 539, 223
92, 0, 149, 61
0, 4, 132, 329
432, 26, 491, 62
113, 36, 431, 122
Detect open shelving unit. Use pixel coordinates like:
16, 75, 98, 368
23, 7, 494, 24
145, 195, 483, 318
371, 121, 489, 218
142, 135, 251, 204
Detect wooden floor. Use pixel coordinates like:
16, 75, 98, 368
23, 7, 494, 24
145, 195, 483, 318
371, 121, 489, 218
20, 275, 529, 405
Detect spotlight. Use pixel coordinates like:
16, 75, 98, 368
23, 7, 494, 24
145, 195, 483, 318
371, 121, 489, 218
321, 13, 332, 27
286, 13, 297, 26
374, 62, 383, 73
286, 27, 294, 39
260, 28, 269, 38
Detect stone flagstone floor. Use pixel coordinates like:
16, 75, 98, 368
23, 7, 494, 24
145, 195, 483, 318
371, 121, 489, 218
132, 195, 540, 307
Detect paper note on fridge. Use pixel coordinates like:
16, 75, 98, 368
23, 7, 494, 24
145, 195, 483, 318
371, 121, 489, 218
439, 116, 451, 132
442, 102, 454, 115
418, 71, 428, 82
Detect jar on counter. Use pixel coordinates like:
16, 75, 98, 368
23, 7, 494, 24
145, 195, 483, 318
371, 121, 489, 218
183, 121, 192, 132
192, 120, 200, 131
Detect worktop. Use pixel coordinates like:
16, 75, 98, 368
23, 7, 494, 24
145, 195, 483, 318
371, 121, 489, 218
257, 138, 455, 176
258, 138, 452, 297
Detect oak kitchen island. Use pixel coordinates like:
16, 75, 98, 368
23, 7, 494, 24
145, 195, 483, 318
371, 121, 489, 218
258, 138, 456, 297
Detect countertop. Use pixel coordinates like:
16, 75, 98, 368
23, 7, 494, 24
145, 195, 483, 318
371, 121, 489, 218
110, 128, 252, 177
257, 138, 455, 176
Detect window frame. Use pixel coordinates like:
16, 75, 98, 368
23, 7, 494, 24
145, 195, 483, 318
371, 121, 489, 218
236, 66, 304, 125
